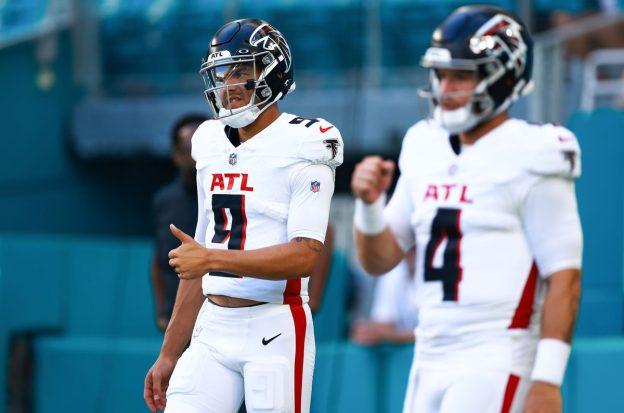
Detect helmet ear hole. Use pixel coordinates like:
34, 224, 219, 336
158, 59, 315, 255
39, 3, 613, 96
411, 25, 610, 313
282, 79, 294, 94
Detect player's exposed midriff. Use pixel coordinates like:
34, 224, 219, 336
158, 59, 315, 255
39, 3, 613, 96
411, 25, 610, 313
206, 294, 266, 308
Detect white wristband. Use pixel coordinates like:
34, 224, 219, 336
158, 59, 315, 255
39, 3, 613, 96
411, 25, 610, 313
354, 194, 387, 235
530, 338, 571, 386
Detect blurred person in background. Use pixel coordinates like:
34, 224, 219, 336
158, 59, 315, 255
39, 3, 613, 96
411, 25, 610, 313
144, 18, 342, 413
546, 0, 624, 58
7, 335, 32, 413
350, 248, 417, 345
544, 1, 624, 114
151, 114, 209, 332
352, 6, 582, 413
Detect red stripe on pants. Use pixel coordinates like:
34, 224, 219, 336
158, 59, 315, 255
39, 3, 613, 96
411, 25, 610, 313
501, 374, 520, 413
289, 303, 306, 413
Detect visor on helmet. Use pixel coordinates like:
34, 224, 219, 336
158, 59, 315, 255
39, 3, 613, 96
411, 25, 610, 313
199, 51, 275, 121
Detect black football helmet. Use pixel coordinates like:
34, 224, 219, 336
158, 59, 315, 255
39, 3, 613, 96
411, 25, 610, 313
419, 6, 533, 133
199, 19, 295, 128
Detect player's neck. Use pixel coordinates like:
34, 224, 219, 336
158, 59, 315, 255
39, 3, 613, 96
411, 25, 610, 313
459, 111, 509, 146
238, 104, 281, 143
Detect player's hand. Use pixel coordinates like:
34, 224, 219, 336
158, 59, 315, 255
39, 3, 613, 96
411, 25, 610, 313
351, 156, 395, 204
350, 321, 391, 345
168, 224, 209, 280
144, 355, 176, 412
523, 381, 562, 413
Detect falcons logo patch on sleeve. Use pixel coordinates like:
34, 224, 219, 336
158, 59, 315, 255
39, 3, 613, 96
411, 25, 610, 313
323, 138, 339, 160
561, 150, 577, 175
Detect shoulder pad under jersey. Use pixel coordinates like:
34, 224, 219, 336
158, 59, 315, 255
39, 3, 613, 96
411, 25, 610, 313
524, 123, 581, 179
191, 120, 227, 161
290, 116, 344, 168
398, 119, 446, 172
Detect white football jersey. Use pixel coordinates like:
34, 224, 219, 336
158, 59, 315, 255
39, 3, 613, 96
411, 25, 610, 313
385, 118, 582, 375
191, 113, 343, 304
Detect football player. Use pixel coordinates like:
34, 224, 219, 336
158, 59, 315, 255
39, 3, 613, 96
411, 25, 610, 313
351, 6, 582, 413
144, 19, 343, 413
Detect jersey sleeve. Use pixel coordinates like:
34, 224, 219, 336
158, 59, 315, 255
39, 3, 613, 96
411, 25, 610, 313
287, 163, 335, 243
384, 175, 416, 252
295, 120, 344, 169
521, 177, 583, 278
526, 124, 581, 179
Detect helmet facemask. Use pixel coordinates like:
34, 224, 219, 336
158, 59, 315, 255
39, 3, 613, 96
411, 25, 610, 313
200, 51, 276, 128
421, 66, 493, 134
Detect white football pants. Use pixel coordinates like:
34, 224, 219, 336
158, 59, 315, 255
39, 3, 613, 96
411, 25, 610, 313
403, 361, 532, 413
165, 299, 315, 413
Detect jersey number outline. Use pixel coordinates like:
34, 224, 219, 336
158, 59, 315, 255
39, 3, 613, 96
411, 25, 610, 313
210, 194, 247, 277
424, 208, 463, 301
289, 116, 319, 128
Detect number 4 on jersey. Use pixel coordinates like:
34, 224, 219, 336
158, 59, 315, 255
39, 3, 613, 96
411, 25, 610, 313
424, 208, 463, 301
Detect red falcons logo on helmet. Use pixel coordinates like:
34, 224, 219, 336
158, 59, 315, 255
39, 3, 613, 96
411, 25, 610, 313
249, 23, 292, 72
470, 14, 528, 77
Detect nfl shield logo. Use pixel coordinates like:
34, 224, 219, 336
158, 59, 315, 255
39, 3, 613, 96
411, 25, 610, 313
229, 153, 237, 166
310, 181, 321, 193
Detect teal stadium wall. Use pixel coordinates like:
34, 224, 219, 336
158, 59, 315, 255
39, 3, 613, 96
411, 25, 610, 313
0, 31, 176, 237
568, 110, 624, 337
0, 29, 170, 411
0, 31, 81, 233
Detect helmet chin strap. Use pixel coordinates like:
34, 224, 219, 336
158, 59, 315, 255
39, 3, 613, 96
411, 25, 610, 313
434, 103, 480, 134
430, 73, 483, 134
218, 105, 261, 128
432, 77, 511, 134
434, 96, 509, 135
218, 93, 280, 129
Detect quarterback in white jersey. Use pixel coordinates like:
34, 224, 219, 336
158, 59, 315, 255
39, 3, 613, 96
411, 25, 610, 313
352, 6, 581, 413
144, 19, 342, 413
